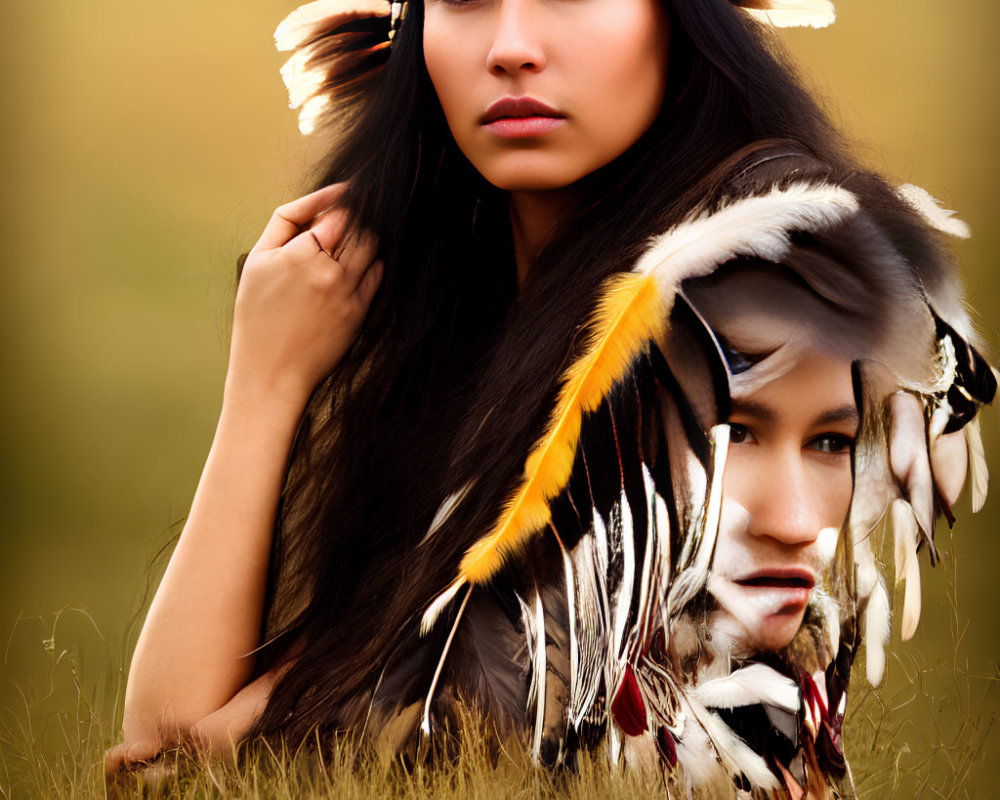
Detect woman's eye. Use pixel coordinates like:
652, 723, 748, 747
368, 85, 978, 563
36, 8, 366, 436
729, 423, 754, 445
808, 434, 853, 455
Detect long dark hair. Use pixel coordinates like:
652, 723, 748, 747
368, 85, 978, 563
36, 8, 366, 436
252, 0, 946, 742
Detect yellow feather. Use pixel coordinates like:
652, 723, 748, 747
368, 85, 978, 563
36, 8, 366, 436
459, 272, 669, 584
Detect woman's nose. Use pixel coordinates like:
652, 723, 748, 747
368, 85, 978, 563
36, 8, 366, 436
744, 451, 823, 547
486, 0, 547, 76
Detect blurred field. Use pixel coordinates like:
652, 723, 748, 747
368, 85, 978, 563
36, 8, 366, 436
1, 1, 997, 796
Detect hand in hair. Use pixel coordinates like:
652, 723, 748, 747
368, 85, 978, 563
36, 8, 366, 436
109, 185, 381, 779
229, 183, 383, 407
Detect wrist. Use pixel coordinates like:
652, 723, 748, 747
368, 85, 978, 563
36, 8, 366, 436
220, 371, 313, 438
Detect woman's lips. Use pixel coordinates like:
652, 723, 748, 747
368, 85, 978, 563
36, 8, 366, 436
480, 97, 566, 139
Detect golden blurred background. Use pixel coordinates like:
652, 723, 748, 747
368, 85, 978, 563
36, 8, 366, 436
0, 0, 996, 795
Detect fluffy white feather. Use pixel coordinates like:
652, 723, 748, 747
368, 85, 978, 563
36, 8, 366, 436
692, 664, 800, 713
897, 183, 972, 239
274, 0, 390, 50
740, 0, 836, 28
634, 183, 858, 302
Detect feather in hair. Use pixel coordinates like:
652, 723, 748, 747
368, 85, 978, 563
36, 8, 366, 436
275, 0, 391, 134
274, 0, 390, 50
738, 0, 836, 29
897, 183, 972, 240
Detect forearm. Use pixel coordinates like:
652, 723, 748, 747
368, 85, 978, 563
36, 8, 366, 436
123, 381, 308, 736
116, 183, 381, 753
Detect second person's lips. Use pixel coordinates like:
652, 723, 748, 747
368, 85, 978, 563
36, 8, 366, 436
734, 569, 816, 589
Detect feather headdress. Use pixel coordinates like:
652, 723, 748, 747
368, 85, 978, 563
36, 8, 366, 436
275, 0, 836, 134
398, 179, 994, 797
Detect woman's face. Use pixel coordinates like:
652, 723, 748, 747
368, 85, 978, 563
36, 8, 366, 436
707, 349, 857, 653
423, 0, 670, 192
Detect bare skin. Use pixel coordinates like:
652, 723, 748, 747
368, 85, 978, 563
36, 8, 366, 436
106, 184, 382, 776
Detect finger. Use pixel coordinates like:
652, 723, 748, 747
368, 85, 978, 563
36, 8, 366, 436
356, 260, 384, 307
251, 183, 348, 255
104, 739, 161, 776
281, 228, 335, 262
338, 229, 380, 278
308, 205, 349, 256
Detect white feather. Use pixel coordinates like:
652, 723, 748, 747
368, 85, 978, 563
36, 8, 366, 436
560, 539, 579, 726
634, 183, 858, 301
279, 48, 324, 109
422, 482, 475, 545
652, 491, 673, 634
420, 585, 472, 735
966, 416, 989, 513
865, 578, 891, 686
274, 0, 390, 51
813, 588, 841, 659
692, 663, 800, 713
891, 499, 922, 641
889, 392, 935, 537
668, 426, 729, 613
611, 490, 636, 662
897, 183, 972, 239
741, 0, 836, 29
684, 696, 782, 791
531, 590, 547, 762
296, 94, 331, 136
420, 578, 463, 635
634, 465, 658, 654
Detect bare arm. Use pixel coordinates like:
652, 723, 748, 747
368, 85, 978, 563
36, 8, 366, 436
111, 184, 382, 767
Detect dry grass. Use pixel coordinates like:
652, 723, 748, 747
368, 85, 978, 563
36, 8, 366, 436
1, 606, 995, 800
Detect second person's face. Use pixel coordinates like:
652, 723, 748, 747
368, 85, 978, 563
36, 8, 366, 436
423, 0, 671, 192
708, 350, 857, 653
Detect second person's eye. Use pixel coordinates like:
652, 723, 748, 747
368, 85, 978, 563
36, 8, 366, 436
807, 433, 853, 455
728, 423, 755, 445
